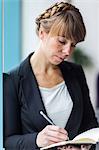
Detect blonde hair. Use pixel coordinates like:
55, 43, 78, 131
35, 2, 86, 43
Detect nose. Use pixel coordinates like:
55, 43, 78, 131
62, 43, 71, 56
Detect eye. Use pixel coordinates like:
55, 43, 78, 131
58, 40, 66, 45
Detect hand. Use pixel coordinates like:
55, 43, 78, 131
36, 125, 68, 147
57, 145, 91, 150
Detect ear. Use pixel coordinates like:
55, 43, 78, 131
39, 26, 48, 40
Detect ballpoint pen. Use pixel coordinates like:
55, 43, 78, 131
40, 110, 70, 141
40, 110, 55, 125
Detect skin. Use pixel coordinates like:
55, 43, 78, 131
30, 27, 91, 150
38, 29, 75, 66
30, 28, 75, 87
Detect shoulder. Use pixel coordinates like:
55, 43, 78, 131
60, 61, 87, 84
3, 55, 30, 103
3, 66, 21, 90
3, 53, 32, 93
4, 53, 32, 79
60, 60, 84, 74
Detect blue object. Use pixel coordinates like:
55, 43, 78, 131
0, 1, 3, 150
4, 0, 21, 72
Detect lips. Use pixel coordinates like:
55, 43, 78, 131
54, 55, 64, 61
56, 55, 65, 60
60, 56, 65, 60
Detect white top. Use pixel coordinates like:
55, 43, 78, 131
39, 81, 73, 128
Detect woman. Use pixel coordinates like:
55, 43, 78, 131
3, 1, 98, 150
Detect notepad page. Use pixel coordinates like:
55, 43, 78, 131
73, 128, 99, 142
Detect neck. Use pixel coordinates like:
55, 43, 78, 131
30, 49, 58, 75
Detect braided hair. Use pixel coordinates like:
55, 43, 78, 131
35, 2, 86, 44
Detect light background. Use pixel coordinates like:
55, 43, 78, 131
2, 0, 99, 149
21, 0, 99, 109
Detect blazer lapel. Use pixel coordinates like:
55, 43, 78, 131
19, 54, 50, 130
19, 54, 83, 136
59, 62, 83, 139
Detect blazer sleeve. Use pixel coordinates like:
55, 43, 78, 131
3, 73, 39, 150
76, 66, 99, 131
75, 66, 99, 150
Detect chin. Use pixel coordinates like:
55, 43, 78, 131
52, 60, 63, 65
49, 57, 63, 65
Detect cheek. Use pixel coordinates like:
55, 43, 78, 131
47, 42, 60, 52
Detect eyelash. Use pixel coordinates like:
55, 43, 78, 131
59, 40, 76, 48
58, 40, 66, 45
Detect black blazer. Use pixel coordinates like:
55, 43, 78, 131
3, 53, 98, 150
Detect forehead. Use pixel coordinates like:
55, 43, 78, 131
49, 26, 77, 44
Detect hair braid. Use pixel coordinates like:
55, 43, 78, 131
35, 2, 76, 30
35, 2, 86, 44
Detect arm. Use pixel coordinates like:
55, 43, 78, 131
77, 66, 98, 131
76, 66, 99, 150
3, 73, 68, 150
3, 73, 39, 150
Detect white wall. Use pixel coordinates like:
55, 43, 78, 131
21, 0, 99, 109
21, 0, 67, 59
72, 0, 99, 68
21, 0, 71, 59
72, 0, 99, 109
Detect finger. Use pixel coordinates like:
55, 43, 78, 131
41, 134, 56, 147
47, 125, 68, 135
46, 129, 68, 141
46, 134, 65, 143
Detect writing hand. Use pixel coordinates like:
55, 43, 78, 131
36, 125, 68, 148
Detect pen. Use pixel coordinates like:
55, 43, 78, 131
40, 111, 55, 125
